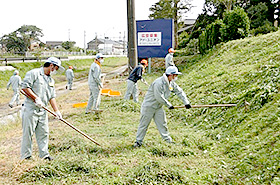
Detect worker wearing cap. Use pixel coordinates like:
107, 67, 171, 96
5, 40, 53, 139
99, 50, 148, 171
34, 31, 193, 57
133, 66, 191, 147
86, 53, 104, 113
124, 59, 149, 103
7, 70, 22, 108
21, 57, 65, 160
65, 66, 74, 90
165, 48, 176, 69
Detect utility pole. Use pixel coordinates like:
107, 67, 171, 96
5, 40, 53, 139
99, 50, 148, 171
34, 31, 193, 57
84, 31, 86, 53
127, 0, 138, 72
68, 29, 71, 41
123, 31, 126, 55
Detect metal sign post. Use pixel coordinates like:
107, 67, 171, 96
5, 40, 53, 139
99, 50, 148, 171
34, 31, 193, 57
148, 58, 151, 74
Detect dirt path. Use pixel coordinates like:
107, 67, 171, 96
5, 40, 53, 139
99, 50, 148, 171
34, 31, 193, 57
0, 65, 128, 184
0, 65, 128, 121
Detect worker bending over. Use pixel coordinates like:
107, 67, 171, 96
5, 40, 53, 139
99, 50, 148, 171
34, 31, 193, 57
134, 66, 191, 147
124, 59, 149, 103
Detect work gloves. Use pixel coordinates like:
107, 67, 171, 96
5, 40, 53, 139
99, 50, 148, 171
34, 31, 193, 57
169, 106, 174, 109
141, 79, 149, 86
55, 111, 63, 119
185, 104, 191, 109
35, 97, 44, 108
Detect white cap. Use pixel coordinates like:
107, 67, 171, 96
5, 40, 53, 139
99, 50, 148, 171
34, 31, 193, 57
14, 70, 19, 75
96, 53, 104, 59
46, 57, 65, 71
165, 66, 182, 75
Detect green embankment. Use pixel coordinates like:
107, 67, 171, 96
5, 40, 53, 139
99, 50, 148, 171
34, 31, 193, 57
1, 31, 280, 184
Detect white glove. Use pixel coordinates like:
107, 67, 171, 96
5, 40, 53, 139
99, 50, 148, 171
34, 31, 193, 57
35, 97, 44, 108
55, 111, 62, 119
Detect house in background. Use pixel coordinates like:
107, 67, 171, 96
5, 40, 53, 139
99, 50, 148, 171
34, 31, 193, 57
30, 41, 40, 51
46, 41, 63, 49
87, 37, 126, 55
178, 19, 196, 34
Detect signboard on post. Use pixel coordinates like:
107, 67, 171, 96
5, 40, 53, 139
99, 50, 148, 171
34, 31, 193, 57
138, 32, 162, 46
136, 19, 174, 58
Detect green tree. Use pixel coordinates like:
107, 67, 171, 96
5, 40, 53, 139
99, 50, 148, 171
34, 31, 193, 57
178, 31, 190, 48
193, 0, 278, 41
198, 19, 225, 54
16, 25, 43, 50
222, 7, 250, 41
212, 0, 236, 10
62, 41, 76, 50
247, 2, 269, 28
149, 0, 192, 49
0, 32, 27, 54
0, 25, 43, 54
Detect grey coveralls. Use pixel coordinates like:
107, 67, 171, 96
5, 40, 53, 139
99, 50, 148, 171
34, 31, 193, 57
65, 68, 74, 90
7, 74, 21, 106
124, 64, 144, 102
86, 62, 102, 112
136, 74, 190, 144
21, 67, 56, 159
165, 53, 175, 69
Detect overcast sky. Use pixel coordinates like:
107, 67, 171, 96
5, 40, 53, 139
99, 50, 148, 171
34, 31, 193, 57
1, 0, 204, 48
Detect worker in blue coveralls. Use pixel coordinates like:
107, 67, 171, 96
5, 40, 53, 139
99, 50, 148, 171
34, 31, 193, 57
124, 59, 149, 103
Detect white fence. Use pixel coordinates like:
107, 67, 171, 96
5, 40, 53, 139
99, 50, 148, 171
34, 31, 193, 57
25, 51, 85, 57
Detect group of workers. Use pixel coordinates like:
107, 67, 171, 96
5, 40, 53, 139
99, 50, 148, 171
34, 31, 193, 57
6, 47, 191, 160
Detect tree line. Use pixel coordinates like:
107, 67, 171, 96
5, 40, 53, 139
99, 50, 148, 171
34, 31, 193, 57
0, 25, 79, 55
149, 0, 279, 54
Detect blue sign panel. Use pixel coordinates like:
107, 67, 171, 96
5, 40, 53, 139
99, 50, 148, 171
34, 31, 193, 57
136, 19, 173, 58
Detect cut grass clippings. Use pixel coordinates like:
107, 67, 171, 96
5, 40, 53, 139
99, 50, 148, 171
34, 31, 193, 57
1, 31, 280, 184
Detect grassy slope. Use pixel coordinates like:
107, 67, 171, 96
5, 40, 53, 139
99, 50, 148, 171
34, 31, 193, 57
178, 31, 280, 184
1, 31, 280, 184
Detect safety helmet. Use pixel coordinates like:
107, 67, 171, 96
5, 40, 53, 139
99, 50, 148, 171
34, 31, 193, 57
69, 66, 73, 69
165, 66, 182, 75
96, 53, 104, 59
168, 48, 175, 53
140, 59, 148, 67
46, 57, 65, 71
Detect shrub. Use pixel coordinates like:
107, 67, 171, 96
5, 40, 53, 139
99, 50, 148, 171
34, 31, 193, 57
198, 30, 208, 54
178, 38, 199, 56
250, 21, 278, 36
222, 7, 250, 42
198, 19, 225, 54
178, 31, 190, 49
207, 19, 225, 47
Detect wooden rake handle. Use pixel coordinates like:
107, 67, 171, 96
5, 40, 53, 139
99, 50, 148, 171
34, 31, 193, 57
174, 104, 237, 109
20, 90, 100, 146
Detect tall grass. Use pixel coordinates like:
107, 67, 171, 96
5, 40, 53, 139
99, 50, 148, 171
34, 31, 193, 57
1, 31, 280, 184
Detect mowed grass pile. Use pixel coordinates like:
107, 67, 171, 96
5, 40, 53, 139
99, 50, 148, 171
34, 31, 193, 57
1, 31, 280, 184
